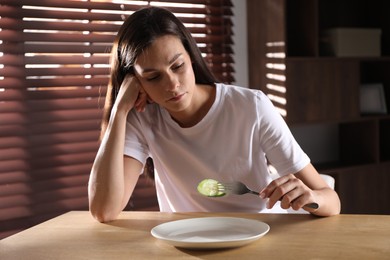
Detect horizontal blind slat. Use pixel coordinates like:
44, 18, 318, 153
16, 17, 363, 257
0, 178, 89, 198
0, 18, 121, 32
0, 142, 99, 162
0, 158, 95, 176
0, 130, 100, 150
0, 54, 110, 65
0, 88, 105, 101
0, 77, 109, 88
0, 98, 103, 113
2, 67, 110, 77
0, 197, 89, 221
0, 109, 101, 127
0, 163, 93, 182
0, 186, 87, 210
0, 44, 112, 55
0, 30, 116, 43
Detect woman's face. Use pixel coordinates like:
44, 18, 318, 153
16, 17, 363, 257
133, 35, 196, 115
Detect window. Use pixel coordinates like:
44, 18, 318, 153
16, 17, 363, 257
0, 0, 234, 238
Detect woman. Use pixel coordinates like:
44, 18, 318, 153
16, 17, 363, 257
88, 7, 341, 222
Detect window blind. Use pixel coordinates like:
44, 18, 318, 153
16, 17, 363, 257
0, 0, 234, 239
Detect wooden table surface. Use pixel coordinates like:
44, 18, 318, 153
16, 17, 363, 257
1, 211, 389, 259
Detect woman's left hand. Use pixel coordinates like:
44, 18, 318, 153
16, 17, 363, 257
260, 174, 317, 211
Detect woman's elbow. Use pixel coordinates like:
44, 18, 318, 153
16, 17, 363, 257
89, 205, 119, 223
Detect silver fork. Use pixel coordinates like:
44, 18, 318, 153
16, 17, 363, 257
218, 181, 319, 210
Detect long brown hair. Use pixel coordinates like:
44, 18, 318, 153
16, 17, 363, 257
101, 7, 217, 177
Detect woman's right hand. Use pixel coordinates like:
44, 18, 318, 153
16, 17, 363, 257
114, 74, 149, 114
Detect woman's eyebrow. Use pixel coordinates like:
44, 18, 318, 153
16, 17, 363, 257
142, 53, 183, 73
168, 53, 182, 64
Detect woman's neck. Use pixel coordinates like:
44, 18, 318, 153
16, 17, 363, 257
170, 84, 216, 128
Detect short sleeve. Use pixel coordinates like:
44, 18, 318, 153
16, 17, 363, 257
256, 91, 310, 175
124, 110, 150, 166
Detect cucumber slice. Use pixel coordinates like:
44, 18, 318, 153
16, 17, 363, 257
197, 179, 226, 197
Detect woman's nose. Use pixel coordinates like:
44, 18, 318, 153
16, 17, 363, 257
165, 72, 179, 91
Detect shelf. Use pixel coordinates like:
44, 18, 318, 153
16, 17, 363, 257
284, 0, 390, 57
319, 0, 390, 56
380, 119, 390, 161
247, 0, 390, 214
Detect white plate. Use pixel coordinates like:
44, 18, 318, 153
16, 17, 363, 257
151, 217, 270, 249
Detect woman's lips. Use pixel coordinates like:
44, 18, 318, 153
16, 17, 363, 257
167, 93, 185, 102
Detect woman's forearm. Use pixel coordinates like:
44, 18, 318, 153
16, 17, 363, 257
88, 108, 130, 222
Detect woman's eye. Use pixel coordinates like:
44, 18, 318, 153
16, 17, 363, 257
147, 75, 159, 81
173, 63, 184, 70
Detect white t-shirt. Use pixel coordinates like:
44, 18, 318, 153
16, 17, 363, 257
124, 83, 310, 212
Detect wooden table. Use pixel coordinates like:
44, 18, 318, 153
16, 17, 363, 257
1, 211, 389, 259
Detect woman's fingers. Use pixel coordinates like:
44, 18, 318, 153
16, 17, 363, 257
266, 176, 296, 209
115, 74, 152, 113
260, 174, 293, 199
279, 186, 308, 210
260, 174, 315, 210
134, 87, 148, 112
115, 75, 141, 112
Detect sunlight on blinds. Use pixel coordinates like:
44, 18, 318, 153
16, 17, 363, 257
265, 41, 287, 117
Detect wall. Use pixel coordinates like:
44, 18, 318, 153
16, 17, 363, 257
231, 0, 249, 88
